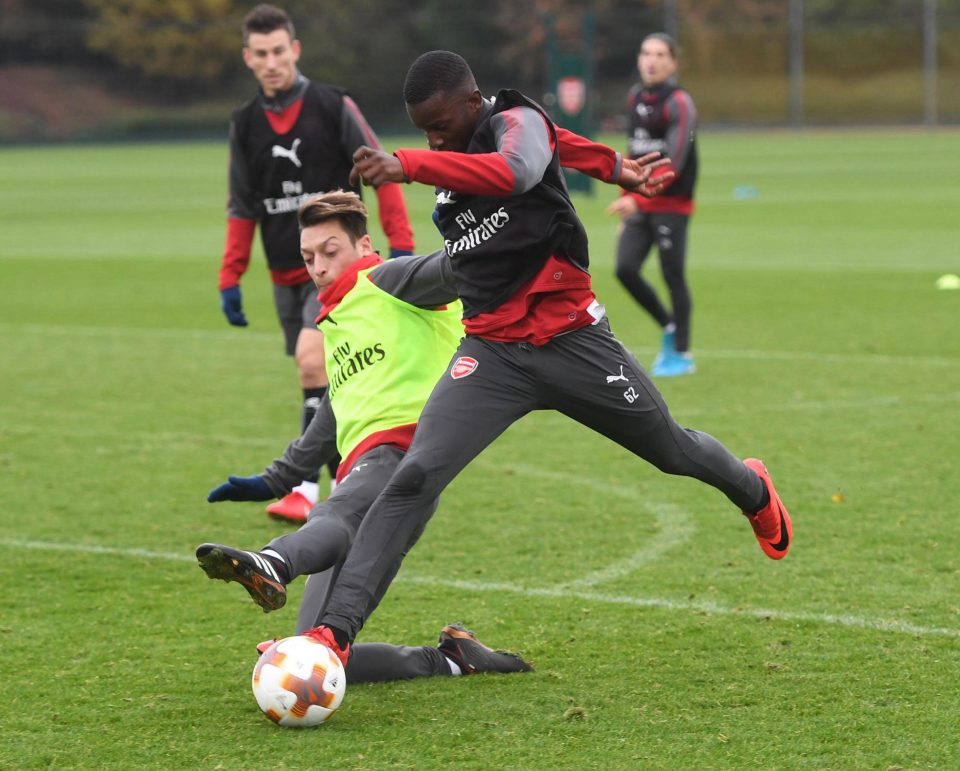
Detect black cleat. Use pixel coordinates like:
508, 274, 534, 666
438, 623, 533, 675
196, 543, 287, 613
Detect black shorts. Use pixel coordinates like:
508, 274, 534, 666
272, 281, 321, 356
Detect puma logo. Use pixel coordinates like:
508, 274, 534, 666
436, 190, 457, 206
606, 365, 629, 384
272, 138, 302, 168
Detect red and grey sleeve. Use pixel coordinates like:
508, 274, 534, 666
340, 95, 415, 252
368, 250, 459, 308
220, 119, 258, 289
554, 126, 623, 183
219, 217, 256, 290
394, 105, 552, 196
662, 89, 698, 174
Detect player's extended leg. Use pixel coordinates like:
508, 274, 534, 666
651, 213, 694, 377
345, 642, 452, 683
539, 319, 762, 509
319, 337, 540, 642
536, 320, 792, 559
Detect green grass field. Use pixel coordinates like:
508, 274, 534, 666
1, 131, 959, 770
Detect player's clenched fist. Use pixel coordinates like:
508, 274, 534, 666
350, 145, 407, 188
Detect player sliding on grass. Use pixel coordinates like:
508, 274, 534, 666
292, 50, 793, 666
200, 191, 530, 681
197, 138, 671, 679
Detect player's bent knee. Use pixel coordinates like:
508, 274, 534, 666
387, 458, 437, 500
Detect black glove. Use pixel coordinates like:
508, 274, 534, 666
220, 285, 248, 326
207, 475, 273, 503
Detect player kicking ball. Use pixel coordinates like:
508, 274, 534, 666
293, 50, 792, 667
196, 104, 677, 678
199, 190, 531, 681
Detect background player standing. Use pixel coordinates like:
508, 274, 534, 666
607, 33, 698, 377
218, 4, 415, 520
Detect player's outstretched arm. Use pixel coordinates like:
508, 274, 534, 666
207, 396, 339, 504
263, 394, 340, 492
207, 475, 273, 502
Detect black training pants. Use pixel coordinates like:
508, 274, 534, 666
320, 319, 764, 640
266, 445, 449, 682
615, 211, 692, 352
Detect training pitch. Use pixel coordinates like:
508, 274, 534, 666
1, 130, 958, 769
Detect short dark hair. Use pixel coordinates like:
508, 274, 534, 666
641, 32, 677, 58
298, 190, 369, 243
243, 4, 295, 45
403, 50, 476, 105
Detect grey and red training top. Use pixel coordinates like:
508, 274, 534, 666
623, 77, 698, 215
394, 89, 627, 345
220, 74, 414, 290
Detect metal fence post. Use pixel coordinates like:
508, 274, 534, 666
923, 0, 938, 127
789, 0, 804, 129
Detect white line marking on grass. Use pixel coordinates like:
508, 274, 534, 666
673, 390, 960, 418
2, 538, 195, 563
2, 323, 957, 369
554, 502, 694, 590
472, 460, 694, 584
696, 348, 960, 368
399, 575, 960, 639
4, 537, 959, 640
0, 322, 278, 345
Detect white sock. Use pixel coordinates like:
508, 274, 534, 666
663, 322, 676, 334
444, 656, 462, 676
292, 480, 319, 503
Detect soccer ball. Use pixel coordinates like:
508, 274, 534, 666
251, 635, 346, 726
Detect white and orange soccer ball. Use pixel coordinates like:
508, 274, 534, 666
251, 635, 346, 726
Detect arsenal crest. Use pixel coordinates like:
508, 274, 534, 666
450, 356, 479, 380
557, 76, 586, 116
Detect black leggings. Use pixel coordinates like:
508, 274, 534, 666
615, 211, 692, 352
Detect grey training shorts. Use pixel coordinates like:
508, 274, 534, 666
273, 280, 322, 356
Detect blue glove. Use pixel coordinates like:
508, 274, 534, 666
208, 475, 273, 503
220, 286, 248, 327
389, 248, 413, 259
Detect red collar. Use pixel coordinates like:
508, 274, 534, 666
315, 254, 384, 322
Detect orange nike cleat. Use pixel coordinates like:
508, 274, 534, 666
266, 491, 313, 523
743, 458, 793, 560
